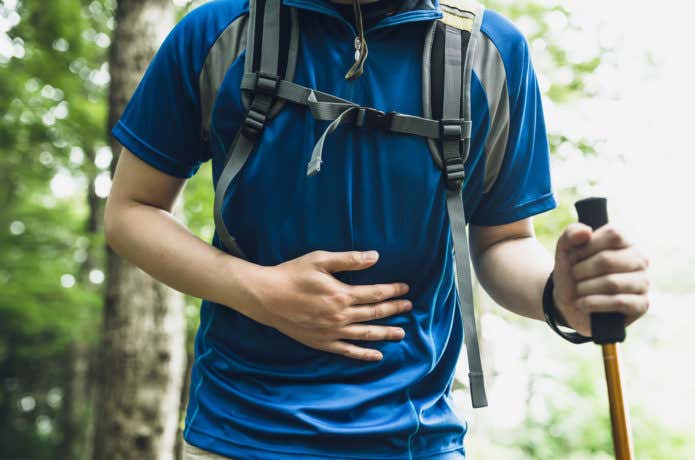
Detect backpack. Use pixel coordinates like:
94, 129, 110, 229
199, 0, 488, 409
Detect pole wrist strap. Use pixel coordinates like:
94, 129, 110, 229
543, 272, 592, 345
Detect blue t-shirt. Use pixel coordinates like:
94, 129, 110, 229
112, 1, 556, 458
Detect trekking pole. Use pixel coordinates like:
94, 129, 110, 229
575, 197, 634, 460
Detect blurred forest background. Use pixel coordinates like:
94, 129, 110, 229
1, 0, 693, 459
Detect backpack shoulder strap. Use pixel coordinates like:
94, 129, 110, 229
200, 0, 299, 141
240, 0, 300, 119
423, 0, 483, 168
209, 0, 299, 259
424, 0, 489, 409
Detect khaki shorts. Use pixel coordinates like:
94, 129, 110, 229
183, 441, 237, 460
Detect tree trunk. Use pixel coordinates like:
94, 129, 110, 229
59, 344, 93, 460
91, 2, 185, 459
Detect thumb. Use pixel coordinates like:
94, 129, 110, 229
311, 250, 380, 273
553, 224, 592, 316
555, 223, 592, 265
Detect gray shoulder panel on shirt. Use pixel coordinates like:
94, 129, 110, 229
473, 30, 510, 194
199, 14, 249, 137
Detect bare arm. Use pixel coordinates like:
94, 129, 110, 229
469, 218, 550, 322
469, 217, 650, 337
104, 148, 262, 311
104, 149, 412, 360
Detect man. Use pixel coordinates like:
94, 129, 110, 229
104, 0, 650, 458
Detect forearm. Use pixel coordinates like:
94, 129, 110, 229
473, 235, 553, 321
104, 199, 264, 317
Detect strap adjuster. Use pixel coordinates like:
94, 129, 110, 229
444, 156, 465, 190
242, 107, 268, 140
241, 76, 278, 140
440, 119, 468, 190
252, 72, 280, 96
440, 118, 466, 141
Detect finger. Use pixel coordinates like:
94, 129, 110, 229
349, 299, 412, 323
310, 250, 380, 273
572, 247, 648, 281
325, 341, 383, 361
571, 225, 631, 263
625, 306, 651, 327
576, 271, 650, 297
340, 324, 406, 341
556, 223, 593, 255
576, 293, 650, 318
555, 224, 593, 273
349, 282, 410, 305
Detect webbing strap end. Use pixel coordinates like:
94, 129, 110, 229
469, 371, 488, 408
307, 158, 322, 176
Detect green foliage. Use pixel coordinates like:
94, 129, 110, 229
498, 359, 694, 459
1, 0, 114, 455
484, 0, 604, 104
512, 359, 614, 459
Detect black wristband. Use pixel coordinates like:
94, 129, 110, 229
543, 272, 592, 344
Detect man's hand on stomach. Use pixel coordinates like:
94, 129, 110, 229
242, 250, 411, 361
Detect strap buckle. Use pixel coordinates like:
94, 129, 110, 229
355, 107, 396, 131
444, 156, 465, 190
241, 74, 280, 140
440, 119, 469, 190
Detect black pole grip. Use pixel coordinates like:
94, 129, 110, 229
575, 197, 627, 345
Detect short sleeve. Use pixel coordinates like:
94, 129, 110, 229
111, 11, 210, 178
470, 11, 557, 226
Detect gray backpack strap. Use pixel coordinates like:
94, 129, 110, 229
237, 0, 282, 141
211, 0, 298, 258
241, 2, 300, 117
460, 1, 483, 171
431, 0, 488, 409
213, 131, 254, 258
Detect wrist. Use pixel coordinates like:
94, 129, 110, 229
543, 272, 591, 344
219, 256, 274, 322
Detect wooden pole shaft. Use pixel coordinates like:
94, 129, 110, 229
602, 343, 634, 460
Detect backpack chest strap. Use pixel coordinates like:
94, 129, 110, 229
240, 72, 472, 175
